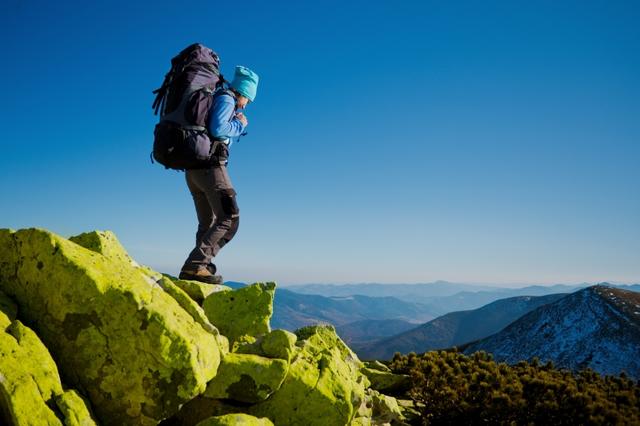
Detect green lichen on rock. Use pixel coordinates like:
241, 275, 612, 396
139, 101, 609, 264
361, 367, 411, 394
365, 389, 405, 425
351, 389, 407, 426
203, 282, 275, 344
161, 395, 246, 426
157, 276, 219, 335
0, 290, 17, 322
0, 319, 64, 425
260, 329, 297, 361
295, 324, 365, 367
364, 360, 392, 373
54, 390, 96, 426
69, 230, 136, 267
164, 274, 231, 304
196, 413, 274, 426
69, 232, 220, 337
235, 329, 298, 362
249, 325, 369, 426
0, 291, 97, 426
204, 353, 288, 403
1, 227, 409, 426
0, 228, 220, 425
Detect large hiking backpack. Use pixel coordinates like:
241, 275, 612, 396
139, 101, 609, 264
151, 43, 224, 170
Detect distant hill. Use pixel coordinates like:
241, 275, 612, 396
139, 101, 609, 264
335, 319, 416, 346
286, 281, 503, 298
285, 282, 588, 315
271, 288, 434, 331
355, 293, 567, 360
463, 285, 640, 379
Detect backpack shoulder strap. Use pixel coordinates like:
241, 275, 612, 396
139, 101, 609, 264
213, 88, 236, 100
212, 88, 238, 111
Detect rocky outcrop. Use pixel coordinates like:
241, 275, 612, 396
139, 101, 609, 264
361, 361, 411, 394
195, 413, 274, 426
0, 290, 96, 425
204, 353, 288, 403
0, 229, 220, 425
235, 329, 298, 362
0, 228, 410, 426
249, 325, 370, 425
203, 282, 275, 345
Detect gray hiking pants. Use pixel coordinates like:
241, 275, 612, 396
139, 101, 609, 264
182, 164, 239, 269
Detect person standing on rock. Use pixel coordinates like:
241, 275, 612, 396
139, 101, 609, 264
178, 65, 259, 284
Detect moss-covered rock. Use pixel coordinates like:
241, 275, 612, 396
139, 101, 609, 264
1, 227, 410, 426
364, 360, 392, 373
395, 399, 420, 425
235, 329, 298, 362
351, 389, 407, 426
164, 274, 231, 304
54, 390, 96, 426
157, 276, 219, 335
195, 413, 274, 426
203, 282, 275, 344
249, 325, 369, 426
361, 367, 411, 394
70, 231, 222, 340
69, 230, 136, 267
0, 289, 17, 322
0, 291, 96, 426
204, 353, 288, 403
365, 389, 405, 425
0, 228, 220, 425
260, 329, 297, 361
159, 395, 246, 426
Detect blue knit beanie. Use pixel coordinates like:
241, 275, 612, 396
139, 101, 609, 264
230, 65, 259, 102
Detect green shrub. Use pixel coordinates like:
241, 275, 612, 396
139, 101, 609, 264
389, 351, 640, 425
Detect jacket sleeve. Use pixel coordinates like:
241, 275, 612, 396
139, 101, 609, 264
208, 94, 246, 138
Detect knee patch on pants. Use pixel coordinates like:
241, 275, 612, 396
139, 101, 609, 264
220, 189, 239, 217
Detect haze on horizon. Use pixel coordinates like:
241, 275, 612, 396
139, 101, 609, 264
1, 0, 638, 286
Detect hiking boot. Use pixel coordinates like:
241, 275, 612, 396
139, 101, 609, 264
179, 265, 224, 285
207, 263, 217, 275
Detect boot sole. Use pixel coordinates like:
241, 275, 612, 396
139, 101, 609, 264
178, 272, 224, 285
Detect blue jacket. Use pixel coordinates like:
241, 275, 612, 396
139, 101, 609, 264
207, 92, 246, 147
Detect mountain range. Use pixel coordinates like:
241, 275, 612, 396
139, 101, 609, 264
335, 318, 417, 346
235, 280, 640, 379
463, 285, 640, 379
354, 293, 568, 360
270, 288, 434, 331
285, 281, 589, 315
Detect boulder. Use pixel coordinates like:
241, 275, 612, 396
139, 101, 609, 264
361, 367, 411, 394
0, 291, 96, 426
196, 413, 274, 426
351, 389, 407, 426
164, 274, 231, 304
366, 389, 405, 425
204, 353, 288, 403
156, 276, 218, 335
70, 231, 230, 355
235, 329, 298, 362
69, 230, 136, 267
0, 228, 220, 425
364, 360, 392, 373
203, 282, 275, 344
158, 396, 245, 426
249, 325, 369, 426
54, 390, 97, 426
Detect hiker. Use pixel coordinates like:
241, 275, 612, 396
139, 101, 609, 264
178, 65, 259, 284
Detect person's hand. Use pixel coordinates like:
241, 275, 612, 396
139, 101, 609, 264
236, 112, 248, 127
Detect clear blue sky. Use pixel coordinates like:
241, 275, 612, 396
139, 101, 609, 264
1, 0, 638, 286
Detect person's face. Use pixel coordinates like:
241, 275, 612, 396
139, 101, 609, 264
236, 95, 250, 109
